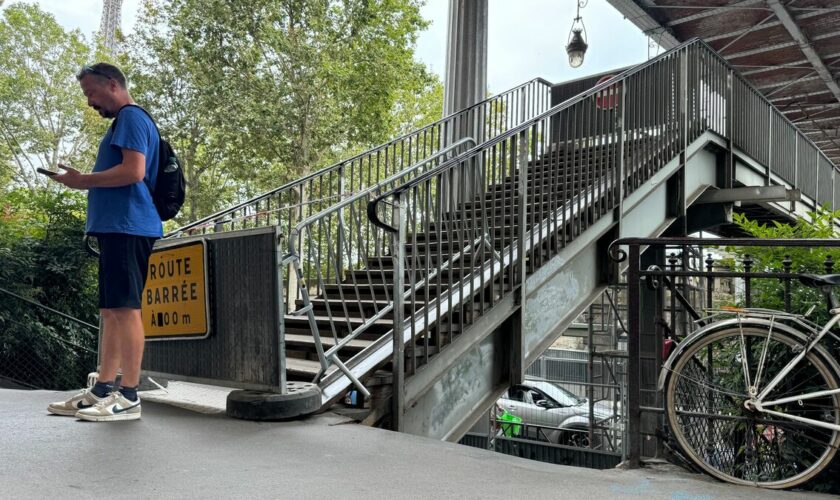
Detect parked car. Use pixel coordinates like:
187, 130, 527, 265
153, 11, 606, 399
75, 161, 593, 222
497, 379, 616, 446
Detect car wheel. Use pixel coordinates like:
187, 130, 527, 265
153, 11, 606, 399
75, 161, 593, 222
561, 428, 590, 448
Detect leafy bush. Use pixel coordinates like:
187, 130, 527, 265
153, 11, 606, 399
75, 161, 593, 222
0, 189, 98, 389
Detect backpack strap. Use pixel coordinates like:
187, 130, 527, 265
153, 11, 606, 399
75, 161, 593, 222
110, 104, 161, 196
111, 103, 161, 134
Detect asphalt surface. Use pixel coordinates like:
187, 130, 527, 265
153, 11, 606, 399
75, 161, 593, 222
1, 389, 836, 499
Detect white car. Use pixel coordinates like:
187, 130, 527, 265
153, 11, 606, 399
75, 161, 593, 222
498, 379, 616, 446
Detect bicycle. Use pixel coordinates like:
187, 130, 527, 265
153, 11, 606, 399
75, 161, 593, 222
661, 273, 840, 489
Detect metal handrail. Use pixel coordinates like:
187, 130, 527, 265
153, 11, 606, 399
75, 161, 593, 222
290, 138, 476, 238
164, 77, 554, 239
369, 37, 838, 217
0, 287, 99, 331
285, 138, 476, 393
356, 37, 840, 431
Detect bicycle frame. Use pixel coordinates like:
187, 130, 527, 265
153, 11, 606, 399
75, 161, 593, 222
748, 308, 840, 432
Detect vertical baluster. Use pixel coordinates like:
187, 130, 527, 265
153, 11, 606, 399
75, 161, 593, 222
706, 253, 715, 312
783, 255, 792, 313
743, 254, 753, 308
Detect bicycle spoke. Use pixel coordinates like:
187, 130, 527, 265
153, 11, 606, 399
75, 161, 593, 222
736, 317, 753, 393
753, 316, 774, 392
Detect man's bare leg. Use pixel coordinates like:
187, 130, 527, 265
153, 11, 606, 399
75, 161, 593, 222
98, 308, 121, 382
46, 308, 122, 415
112, 307, 145, 387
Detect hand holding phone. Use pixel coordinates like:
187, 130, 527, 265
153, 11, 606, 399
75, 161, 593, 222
37, 167, 58, 177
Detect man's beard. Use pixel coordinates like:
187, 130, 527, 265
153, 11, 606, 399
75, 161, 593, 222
94, 106, 116, 119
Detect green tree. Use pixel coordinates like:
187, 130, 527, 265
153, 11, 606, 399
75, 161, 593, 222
0, 188, 98, 389
127, 0, 433, 223
0, 3, 105, 192
0, 3, 104, 389
727, 206, 840, 324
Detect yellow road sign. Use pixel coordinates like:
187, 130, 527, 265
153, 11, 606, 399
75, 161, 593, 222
142, 240, 209, 340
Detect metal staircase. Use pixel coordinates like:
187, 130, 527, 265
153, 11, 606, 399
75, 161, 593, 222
162, 38, 838, 439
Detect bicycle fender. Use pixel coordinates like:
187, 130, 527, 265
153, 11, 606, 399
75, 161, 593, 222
657, 317, 819, 391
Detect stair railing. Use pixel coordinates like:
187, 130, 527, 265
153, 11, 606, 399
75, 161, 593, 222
365, 37, 840, 428
286, 138, 478, 395
164, 78, 553, 240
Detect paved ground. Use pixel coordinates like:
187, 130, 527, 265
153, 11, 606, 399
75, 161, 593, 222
1, 388, 835, 499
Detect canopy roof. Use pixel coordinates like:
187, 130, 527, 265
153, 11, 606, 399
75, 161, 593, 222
607, 0, 840, 165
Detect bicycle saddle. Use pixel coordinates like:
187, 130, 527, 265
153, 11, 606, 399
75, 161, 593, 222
798, 274, 840, 288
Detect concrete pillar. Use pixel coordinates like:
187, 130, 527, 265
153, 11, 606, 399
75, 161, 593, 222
443, 0, 488, 117
442, 0, 488, 209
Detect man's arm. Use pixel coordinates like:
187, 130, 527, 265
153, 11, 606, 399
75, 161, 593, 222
53, 148, 146, 190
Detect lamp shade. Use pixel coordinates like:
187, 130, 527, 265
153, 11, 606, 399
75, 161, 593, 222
566, 28, 588, 68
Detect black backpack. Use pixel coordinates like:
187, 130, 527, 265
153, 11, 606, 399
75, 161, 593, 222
112, 104, 185, 221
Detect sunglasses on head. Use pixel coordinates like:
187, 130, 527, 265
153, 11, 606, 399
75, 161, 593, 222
78, 65, 111, 80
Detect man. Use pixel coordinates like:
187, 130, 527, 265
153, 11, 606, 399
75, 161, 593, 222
47, 63, 162, 422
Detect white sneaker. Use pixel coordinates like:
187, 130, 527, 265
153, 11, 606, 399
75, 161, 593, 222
47, 388, 108, 416
75, 392, 141, 422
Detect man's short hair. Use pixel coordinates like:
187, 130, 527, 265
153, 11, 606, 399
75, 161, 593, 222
76, 63, 127, 88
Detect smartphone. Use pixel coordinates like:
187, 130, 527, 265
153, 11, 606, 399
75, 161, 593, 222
37, 167, 58, 176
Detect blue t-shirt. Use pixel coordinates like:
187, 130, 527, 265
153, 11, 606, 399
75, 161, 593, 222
86, 106, 163, 238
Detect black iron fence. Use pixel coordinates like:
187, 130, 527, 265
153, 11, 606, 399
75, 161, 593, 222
611, 236, 840, 468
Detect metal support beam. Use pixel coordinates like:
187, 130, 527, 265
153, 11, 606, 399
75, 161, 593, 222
758, 74, 821, 92
695, 186, 801, 204
664, 0, 764, 27
443, 0, 487, 116
707, 9, 824, 43
725, 30, 840, 60
742, 51, 840, 76
792, 114, 840, 126
767, 0, 840, 109
392, 193, 406, 432
605, 0, 679, 49
771, 89, 831, 102
442, 0, 487, 209
802, 129, 840, 138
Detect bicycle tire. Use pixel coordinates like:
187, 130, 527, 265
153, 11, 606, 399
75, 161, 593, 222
664, 325, 840, 489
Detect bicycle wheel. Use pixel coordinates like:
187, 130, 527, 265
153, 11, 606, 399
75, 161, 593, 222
664, 325, 840, 488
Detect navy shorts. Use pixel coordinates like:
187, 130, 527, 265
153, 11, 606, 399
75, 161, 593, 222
95, 234, 158, 310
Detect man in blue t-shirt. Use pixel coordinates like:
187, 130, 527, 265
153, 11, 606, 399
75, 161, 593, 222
48, 63, 162, 422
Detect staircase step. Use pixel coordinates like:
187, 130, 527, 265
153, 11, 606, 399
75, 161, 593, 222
276, 134, 674, 403
285, 357, 330, 377
284, 314, 394, 333
322, 282, 451, 299
285, 333, 373, 351
365, 255, 478, 269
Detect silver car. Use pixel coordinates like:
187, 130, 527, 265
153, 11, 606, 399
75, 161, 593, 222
498, 379, 615, 446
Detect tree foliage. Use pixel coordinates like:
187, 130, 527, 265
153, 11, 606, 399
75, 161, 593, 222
727, 206, 840, 324
0, 188, 98, 389
127, 0, 438, 222
0, 0, 443, 388
0, 3, 106, 192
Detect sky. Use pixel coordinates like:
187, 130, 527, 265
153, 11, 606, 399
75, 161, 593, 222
1, 0, 655, 94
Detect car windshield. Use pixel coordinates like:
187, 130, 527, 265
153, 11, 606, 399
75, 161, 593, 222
526, 380, 584, 407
